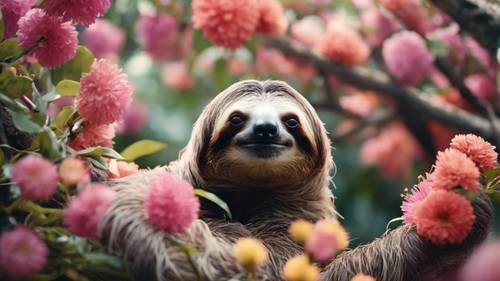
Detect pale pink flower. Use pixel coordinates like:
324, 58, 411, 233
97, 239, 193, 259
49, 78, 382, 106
316, 23, 370, 65
83, 19, 125, 59
306, 219, 349, 263
59, 157, 90, 185
144, 171, 200, 233
108, 159, 139, 179
339, 92, 379, 116
361, 8, 399, 46
76, 59, 133, 125
382, 31, 432, 85
69, 123, 115, 150
428, 148, 480, 192
227, 58, 250, 76
379, 0, 429, 34
465, 74, 497, 102
42, 0, 110, 26
460, 240, 500, 281
0, 0, 36, 38
11, 155, 58, 201
256, 47, 296, 77
18, 9, 78, 68
192, 0, 259, 49
401, 181, 433, 224
450, 134, 497, 172
290, 16, 325, 48
117, 101, 148, 134
0, 226, 48, 279
255, 0, 287, 36
63, 184, 117, 237
161, 62, 195, 91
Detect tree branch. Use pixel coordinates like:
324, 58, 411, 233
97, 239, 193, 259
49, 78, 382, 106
265, 38, 500, 147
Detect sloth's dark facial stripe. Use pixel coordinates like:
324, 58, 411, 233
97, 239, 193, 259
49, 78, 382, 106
210, 111, 248, 154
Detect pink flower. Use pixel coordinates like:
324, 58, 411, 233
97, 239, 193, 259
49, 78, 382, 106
144, 171, 200, 233
379, 0, 429, 34
83, 19, 125, 59
464, 37, 497, 75
429, 23, 466, 63
42, 0, 110, 26
136, 13, 187, 61
256, 47, 296, 77
339, 91, 379, 116
401, 181, 433, 224
108, 159, 139, 179
69, 123, 115, 150
428, 148, 480, 192
117, 101, 148, 134
59, 157, 90, 185
465, 74, 497, 102
255, 0, 287, 36
414, 190, 475, 245
161, 62, 195, 92
11, 155, 58, 201
290, 16, 325, 48
192, 0, 259, 49
0, 226, 48, 279
76, 59, 133, 125
63, 184, 117, 237
305, 219, 349, 263
316, 23, 370, 65
460, 240, 500, 281
360, 8, 400, 46
17, 9, 78, 68
449, 134, 497, 172
360, 123, 420, 179
0, 0, 36, 38
382, 31, 432, 85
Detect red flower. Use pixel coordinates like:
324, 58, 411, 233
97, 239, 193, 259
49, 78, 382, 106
428, 148, 480, 192
255, 0, 287, 36
450, 134, 497, 172
42, 0, 110, 26
316, 23, 370, 65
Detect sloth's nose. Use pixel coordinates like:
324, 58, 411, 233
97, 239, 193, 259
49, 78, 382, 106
253, 120, 279, 140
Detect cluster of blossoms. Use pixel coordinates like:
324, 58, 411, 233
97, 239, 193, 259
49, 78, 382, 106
401, 134, 498, 245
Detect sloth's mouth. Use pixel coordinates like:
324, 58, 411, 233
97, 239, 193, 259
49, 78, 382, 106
236, 141, 291, 158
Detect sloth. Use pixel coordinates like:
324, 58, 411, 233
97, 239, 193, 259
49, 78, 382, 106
100, 80, 493, 281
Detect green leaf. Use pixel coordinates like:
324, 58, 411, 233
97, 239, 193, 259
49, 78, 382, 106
0, 38, 22, 60
38, 129, 60, 159
54, 106, 76, 130
101, 148, 125, 160
0, 12, 4, 42
51, 46, 94, 85
77, 146, 106, 158
483, 167, 500, 183
488, 190, 500, 204
55, 80, 80, 96
6, 108, 42, 133
88, 157, 108, 171
0, 94, 29, 113
120, 140, 167, 161
85, 253, 124, 269
0, 70, 32, 99
195, 188, 232, 220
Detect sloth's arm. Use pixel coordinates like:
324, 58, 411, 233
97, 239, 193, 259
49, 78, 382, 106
99, 169, 270, 281
320, 193, 493, 281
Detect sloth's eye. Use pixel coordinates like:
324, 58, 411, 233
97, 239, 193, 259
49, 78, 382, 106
230, 114, 244, 126
285, 117, 299, 128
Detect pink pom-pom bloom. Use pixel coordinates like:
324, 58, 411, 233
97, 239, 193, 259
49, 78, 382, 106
465, 74, 497, 102
69, 123, 115, 151
63, 184, 117, 237
42, 0, 110, 26
460, 240, 500, 281
161, 62, 195, 92
450, 134, 498, 172
382, 31, 432, 85
305, 219, 349, 263
379, 0, 429, 34
316, 23, 370, 65
83, 19, 125, 59
290, 16, 325, 48
361, 8, 400, 46
17, 9, 78, 68
11, 155, 58, 201
76, 59, 133, 125
428, 148, 480, 192
117, 101, 148, 134
0, 226, 48, 279
192, 0, 259, 49
0, 0, 36, 38
255, 0, 287, 36
136, 13, 188, 61
401, 181, 433, 224
144, 171, 200, 233
414, 189, 475, 245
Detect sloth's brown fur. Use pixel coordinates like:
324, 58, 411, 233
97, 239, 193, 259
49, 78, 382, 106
100, 80, 493, 281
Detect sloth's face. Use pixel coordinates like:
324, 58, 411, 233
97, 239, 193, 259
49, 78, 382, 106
204, 94, 318, 187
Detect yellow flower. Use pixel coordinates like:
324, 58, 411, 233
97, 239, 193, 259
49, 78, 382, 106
233, 238, 268, 272
351, 273, 376, 281
283, 255, 320, 281
289, 219, 314, 244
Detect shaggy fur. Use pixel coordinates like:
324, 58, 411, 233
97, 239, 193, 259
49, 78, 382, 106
99, 80, 492, 281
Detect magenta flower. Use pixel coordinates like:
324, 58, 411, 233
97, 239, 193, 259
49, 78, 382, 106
76, 59, 133, 125
401, 181, 433, 224
460, 240, 500, 281
63, 184, 117, 238
17, 9, 78, 68
361, 8, 400, 46
161, 62, 195, 92
83, 19, 126, 59
382, 31, 433, 85
11, 155, 58, 201
0, 226, 48, 279
0, 0, 36, 38
117, 101, 148, 135
42, 0, 110, 26
144, 171, 200, 233
465, 74, 497, 102
69, 123, 115, 151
